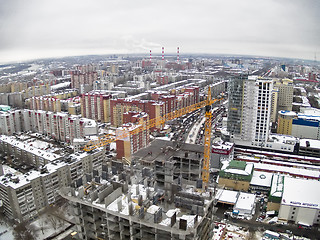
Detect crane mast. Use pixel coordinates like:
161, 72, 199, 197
202, 87, 212, 184
84, 87, 221, 186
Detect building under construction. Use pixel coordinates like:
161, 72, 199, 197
59, 139, 217, 240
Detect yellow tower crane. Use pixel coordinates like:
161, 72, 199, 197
83, 87, 221, 185
202, 86, 212, 185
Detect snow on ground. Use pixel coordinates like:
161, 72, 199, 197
110, 142, 116, 151
254, 230, 263, 239
29, 213, 71, 240
212, 222, 249, 240
186, 117, 205, 144
0, 221, 14, 240
155, 132, 174, 141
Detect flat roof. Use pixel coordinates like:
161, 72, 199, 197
228, 160, 246, 170
221, 161, 253, 176
0, 135, 61, 161
278, 110, 296, 117
281, 177, 320, 209
250, 171, 273, 188
300, 138, 320, 149
216, 189, 239, 205
234, 192, 256, 211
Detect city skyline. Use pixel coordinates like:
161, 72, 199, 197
0, 0, 319, 64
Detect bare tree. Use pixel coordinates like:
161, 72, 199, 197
14, 221, 35, 240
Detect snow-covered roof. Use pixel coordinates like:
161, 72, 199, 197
300, 107, 320, 116
278, 110, 296, 117
300, 138, 320, 149
281, 177, 320, 209
147, 205, 160, 214
268, 134, 298, 145
234, 192, 256, 211
212, 139, 234, 151
250, 171, 273, 187
270, 174, 284, 198
221, 161, 253, 176
0, 161, 67, 189
0, 135, 61, 161
216, 189, 239, 205
254, 161, 320, 179
50, 82, 71, 90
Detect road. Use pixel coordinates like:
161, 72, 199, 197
214, 206, 319, 239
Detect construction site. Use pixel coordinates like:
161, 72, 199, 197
57, 86, 222, 240
59, 139, 217, 240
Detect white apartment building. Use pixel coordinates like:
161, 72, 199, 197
0, 108, 25, 135
0, 112, 15, 135
0, 109, 97, 143
275, 78, 293, 112
0, 148, 105, 222
228, 76, 273, 147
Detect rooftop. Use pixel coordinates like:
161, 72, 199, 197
0, 161, 67, 189
269, 174, 284, 198
0, 135, 62, 161
281, 177, 320, 209
221, 160, 253, 176
234, 192, 256, 211
300, 138, 320, 149
250, 171, 273, 188
228, 160, 246, 170
216, 189, 239, 205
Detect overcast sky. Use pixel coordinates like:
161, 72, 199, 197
0, 0, 319, 64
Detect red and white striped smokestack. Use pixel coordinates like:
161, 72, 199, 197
177, 47, 180, 63
149, 50, 152, 62
162, 47, 164, 61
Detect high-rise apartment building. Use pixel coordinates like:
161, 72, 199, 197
71, 71, 98, 89
110, 99, 164, 128
0, 148, 105, 222
270, 89, 278, 123
116, 112, 150, 160
277, 110, 296, 135
274, 78, 293, 113
0, 109, 97, 143
81, 91, 112, 123
227, 76, 245, 137
227, 76, 273, 146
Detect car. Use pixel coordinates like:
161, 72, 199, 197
298, 224, 311, 230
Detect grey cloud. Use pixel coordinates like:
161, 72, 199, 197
0, 0, 319, 63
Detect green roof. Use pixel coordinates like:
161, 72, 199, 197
227, 160, 246, 170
